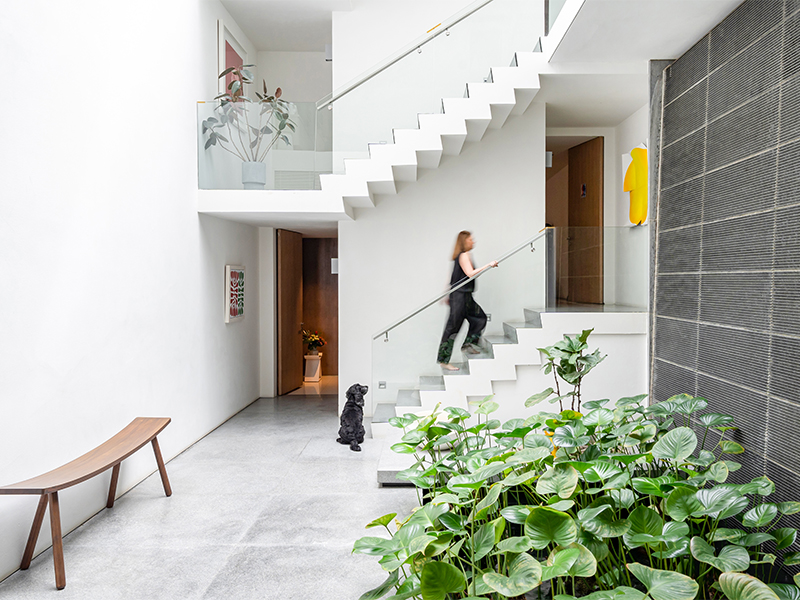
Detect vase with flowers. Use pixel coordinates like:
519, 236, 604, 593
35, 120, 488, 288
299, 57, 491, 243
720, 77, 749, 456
301, 329, 326, 355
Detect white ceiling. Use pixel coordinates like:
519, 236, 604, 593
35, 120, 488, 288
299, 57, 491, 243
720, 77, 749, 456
538, 73, 648, 127
551, 0, 743, 63
220, 0, 353, 52
546, 136, 595, 154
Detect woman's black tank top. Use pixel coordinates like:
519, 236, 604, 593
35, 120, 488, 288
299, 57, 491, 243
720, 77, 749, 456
450, 253, 474, 293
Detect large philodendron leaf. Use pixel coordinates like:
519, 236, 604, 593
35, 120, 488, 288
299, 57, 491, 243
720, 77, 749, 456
692, 487, 746, 519
651, 427, 697, 462
407, 503, 450, 528
718, 572, 780, 600
496, 536, 534, 553
631, 476, 674, 498
353, 536, 400, 556
772, 528, 797, 551
578, 503, 631, 538
359, 570, 399, 600
627, 562, 699, 600
690, 537, 750, 572
768, 584, 800, 600
419, 562, 466, 600
470, 519, 503, 561
666, 486, 703, 521
554, 588, 646, 600
583, 408, 615, 427
536, 463, 579, 499
624, 506, 663, 549
743, 504, 778, 528
483, 552, 542, 597
553, 423, 590, 448
525, 507, 579, 550
548, 542, 598, 577
583, 461, 623, 484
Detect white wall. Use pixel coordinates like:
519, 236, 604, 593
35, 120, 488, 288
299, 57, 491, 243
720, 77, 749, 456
0, 0, 261, 581
331, 0, 544, 171
613, 104, 650, 308
614, 104, 649, 226
256, 51, 332, 103
339, 103, 547, 416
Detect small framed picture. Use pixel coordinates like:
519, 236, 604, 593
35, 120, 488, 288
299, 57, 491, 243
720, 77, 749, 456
225, 265, 245, 323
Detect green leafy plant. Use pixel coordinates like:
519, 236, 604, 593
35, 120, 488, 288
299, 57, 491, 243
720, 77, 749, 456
201, 65, 295, 162
354, 332, 800, 600
528, 329, 606, 412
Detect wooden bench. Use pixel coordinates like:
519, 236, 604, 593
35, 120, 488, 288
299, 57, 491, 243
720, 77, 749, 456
0, 417, 172, 590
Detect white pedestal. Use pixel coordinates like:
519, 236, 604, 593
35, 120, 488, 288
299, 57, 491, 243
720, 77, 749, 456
304, 353, 322, 382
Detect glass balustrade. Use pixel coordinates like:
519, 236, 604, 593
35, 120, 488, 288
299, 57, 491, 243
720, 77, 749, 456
550, 225, 649, 310
545, 0, 568, 35
370, 226, 648, 420
197, 0, 544, 190
197, 100, 332, 190
371, 231, 548, 414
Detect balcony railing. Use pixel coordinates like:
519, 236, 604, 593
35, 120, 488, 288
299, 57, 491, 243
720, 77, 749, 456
197, 100, 332, 191
197, 0, 542, 191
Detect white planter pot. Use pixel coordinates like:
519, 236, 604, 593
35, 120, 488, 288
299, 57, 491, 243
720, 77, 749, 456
242, 161, 267, 190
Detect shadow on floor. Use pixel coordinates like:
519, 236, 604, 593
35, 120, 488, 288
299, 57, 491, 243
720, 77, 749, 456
0, 393, 418, 599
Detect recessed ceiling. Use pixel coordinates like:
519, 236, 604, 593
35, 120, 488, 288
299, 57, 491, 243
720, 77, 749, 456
551, 0, 742, 63
220, 0, 353, 52
538, 73, 648, 128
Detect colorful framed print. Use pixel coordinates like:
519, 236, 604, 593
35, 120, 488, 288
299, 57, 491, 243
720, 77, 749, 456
225, 265, 245, 323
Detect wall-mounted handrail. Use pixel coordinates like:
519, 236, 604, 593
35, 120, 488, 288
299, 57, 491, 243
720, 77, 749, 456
316, 0, 495, 111
373, 228, 550, 340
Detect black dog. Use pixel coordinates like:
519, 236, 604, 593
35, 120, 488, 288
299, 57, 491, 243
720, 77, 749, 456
337, 383, 368, 451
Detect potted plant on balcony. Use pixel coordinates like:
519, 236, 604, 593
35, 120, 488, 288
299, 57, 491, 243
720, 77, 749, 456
201, 65, 296, 190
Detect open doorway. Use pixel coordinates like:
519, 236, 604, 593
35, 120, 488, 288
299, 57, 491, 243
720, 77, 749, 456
276, 229, 338, 395
545, 136, 604, 305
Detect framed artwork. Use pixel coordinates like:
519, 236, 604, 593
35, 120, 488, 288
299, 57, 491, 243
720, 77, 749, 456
217, 20, 249, 96
225, 265, 245, 323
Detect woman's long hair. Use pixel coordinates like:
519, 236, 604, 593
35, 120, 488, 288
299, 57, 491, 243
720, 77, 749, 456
452, 230, 472, 260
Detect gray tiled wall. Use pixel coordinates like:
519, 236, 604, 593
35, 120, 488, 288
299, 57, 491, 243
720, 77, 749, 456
652, 0, 800, 531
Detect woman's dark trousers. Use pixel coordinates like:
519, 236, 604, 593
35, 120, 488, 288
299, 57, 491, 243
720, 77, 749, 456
437, 292, 487, 364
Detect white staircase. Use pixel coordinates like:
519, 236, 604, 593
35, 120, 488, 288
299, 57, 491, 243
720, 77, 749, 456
373, 308, 649, 486
320, 54, 542, 210
198, 52, 545, 221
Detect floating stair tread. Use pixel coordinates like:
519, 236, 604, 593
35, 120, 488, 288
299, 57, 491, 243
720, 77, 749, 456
419, 375, 446, 390
396, 389, 421, 407
485, 335, 516, 345
372, 403, 398, 424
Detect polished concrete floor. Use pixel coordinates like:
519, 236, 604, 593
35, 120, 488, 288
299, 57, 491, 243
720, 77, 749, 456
0, 393, 418, 599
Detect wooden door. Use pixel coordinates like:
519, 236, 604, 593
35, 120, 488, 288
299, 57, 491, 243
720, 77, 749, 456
567, 137, 604, 304
277, 229, 303, 395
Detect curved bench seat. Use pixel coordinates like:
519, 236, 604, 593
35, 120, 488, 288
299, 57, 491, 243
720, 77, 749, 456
0, 417, 172, 590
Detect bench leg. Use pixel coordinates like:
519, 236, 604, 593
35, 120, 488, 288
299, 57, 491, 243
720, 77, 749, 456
107, 463, 121, 509
20, 494, 48, 570
48, 492, 66, 590
151, 437, 172, 497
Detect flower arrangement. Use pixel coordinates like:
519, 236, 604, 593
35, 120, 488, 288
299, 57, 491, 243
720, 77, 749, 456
301, 329, 326, 353
353, 330, 800, 600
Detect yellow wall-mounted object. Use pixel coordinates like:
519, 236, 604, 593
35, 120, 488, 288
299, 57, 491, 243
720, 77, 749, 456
623, 147, 648, 225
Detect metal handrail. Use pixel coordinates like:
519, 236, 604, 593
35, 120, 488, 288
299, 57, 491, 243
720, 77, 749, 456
373, 228, 550, 340
316, 0, 495, 111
